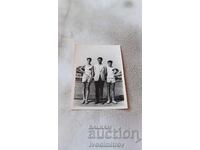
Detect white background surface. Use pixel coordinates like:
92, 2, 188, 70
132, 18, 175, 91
0, 0, 57, 150
0, 0, 200, 150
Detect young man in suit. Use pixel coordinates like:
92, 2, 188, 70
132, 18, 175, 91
93, 57, 107, 104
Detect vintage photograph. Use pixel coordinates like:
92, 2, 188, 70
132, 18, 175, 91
71, 45, 128, 109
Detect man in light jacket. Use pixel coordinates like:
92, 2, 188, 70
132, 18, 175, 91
93, 57, 107, 104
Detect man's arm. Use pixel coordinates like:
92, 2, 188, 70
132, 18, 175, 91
91, 66, 95, 77
79, 65, 85, 73
104, 66, 107, 79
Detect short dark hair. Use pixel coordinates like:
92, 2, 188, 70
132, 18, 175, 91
107, 60, 113, 64
113, 68, 118, 72
87, 57, 92, 61
97, 57, 103, 61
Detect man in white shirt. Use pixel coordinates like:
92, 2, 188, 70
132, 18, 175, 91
93, 57, 106, 104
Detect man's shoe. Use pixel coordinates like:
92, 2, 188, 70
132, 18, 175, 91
112, 100, 117, 104
106, 100, 111, 104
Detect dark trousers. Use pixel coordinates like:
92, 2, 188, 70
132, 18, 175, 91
94, 77, 104, 103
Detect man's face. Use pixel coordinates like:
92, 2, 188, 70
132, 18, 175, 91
107, 62, 112, 67
87, 59, 91, 64
97, 58, 102, 64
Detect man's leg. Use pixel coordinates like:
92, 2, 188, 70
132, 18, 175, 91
85, 82, 91, 104
94, 81, 99, 103
111, 83, 117, 104
99, 78, 104, 102
106, 82, 111, 103
82, 82, 86, 104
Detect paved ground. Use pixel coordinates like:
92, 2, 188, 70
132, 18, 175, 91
74, 99, 125, 108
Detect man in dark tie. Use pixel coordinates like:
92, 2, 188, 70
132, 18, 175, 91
93, 57, 106, 104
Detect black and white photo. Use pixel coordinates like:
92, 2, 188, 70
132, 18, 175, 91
71, 45, 128, 109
